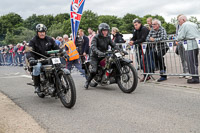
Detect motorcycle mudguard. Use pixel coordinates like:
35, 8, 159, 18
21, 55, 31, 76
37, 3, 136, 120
61, 68, 71, 75
120, 58, 133, 65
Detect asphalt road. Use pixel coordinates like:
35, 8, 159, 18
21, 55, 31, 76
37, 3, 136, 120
0, 66, 200, 133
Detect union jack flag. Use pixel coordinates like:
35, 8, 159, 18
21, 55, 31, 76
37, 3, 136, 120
70, 0, 86, 43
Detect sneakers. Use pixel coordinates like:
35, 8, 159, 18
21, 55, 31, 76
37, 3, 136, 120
140, 76, 151, 82
157, 77, 167, 82
187, 79, 199, 84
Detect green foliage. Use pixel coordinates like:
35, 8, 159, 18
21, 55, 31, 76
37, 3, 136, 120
121, 13, 140, 33
47, 22, 64, 38
0, 13, 23, 41
79, 10, 99, 34
63, 19, 72, 36
54, 13, 70, 24
1, 10, 200, 45
3, 27, 35, 44
23, 14, 55, 31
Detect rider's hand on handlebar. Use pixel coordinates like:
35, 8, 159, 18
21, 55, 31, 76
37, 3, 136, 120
29, 60, 38, 66
98, 52, 106, 57
40, 59, 48, 65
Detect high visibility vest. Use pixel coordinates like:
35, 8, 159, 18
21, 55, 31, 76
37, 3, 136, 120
64, 41, 79, 61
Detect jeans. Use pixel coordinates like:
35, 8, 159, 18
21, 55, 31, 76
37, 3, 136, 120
33, 63, 42, 76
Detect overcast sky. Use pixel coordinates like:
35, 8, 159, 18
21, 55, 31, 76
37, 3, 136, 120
0, 0, 200, 23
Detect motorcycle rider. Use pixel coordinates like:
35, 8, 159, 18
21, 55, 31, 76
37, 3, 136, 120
84, 23, 120, 89
26, 24, 60, 93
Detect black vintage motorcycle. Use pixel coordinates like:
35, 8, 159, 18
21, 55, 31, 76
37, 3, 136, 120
83, 50, 138, 93
25, 50, 76, 108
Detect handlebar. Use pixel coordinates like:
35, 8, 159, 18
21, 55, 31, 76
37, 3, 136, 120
46, 50, 61, 54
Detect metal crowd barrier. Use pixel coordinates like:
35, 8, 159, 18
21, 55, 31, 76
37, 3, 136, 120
116, 39, 200, 81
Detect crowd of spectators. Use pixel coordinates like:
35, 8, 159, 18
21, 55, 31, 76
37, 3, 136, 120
0, 41, 27, 66
0, 14, 199, 84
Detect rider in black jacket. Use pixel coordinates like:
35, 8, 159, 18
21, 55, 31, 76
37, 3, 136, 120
84, 23, 119, 89
26, 24, 60, 93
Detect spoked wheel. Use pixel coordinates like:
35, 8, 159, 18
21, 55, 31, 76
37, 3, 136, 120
58, 71, 76, 108
117, 64, 138, 93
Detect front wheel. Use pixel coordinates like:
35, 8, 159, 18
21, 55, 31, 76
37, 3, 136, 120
117, 64, 138, 93
57, 71, 76, 108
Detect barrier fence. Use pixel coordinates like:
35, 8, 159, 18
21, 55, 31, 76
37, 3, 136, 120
117, 39, 200, 82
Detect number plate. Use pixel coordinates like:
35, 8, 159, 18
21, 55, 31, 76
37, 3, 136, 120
52, 58, 61, 64
115, 52, 122, 57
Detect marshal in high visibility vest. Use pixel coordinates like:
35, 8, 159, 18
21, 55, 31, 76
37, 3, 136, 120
64, 40, 85, 77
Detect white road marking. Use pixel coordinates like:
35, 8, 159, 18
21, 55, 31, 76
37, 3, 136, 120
0, 75, 31, 79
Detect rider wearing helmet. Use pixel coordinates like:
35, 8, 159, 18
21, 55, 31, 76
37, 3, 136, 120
84, 23, 120, 89
26, 24, 60, 93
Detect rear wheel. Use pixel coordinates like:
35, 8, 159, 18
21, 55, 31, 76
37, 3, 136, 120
117, 64, 138, 93
57, 71, 76, 108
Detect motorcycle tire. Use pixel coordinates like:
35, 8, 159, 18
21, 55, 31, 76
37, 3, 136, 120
57, 71, 76, 108
117, 63, 138, 93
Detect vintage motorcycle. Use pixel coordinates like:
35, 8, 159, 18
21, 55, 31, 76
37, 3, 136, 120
25, 50, 76, 108
83, 50, 138, 93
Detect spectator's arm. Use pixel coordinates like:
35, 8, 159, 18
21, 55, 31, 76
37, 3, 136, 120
130, 30, 136, 41
154, 28, 167, 42
177, 25, 186, 41
146, 31, 151, 42
84, 36, 89, 53
134, 28, 149, 44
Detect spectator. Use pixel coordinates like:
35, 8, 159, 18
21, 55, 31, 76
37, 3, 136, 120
16, 43, 24, 66
0, 47, 3, 66
64, 36, 85, 77
175, 14, 189, 78
76, 29, 89, 63
62, 34, 69, 49
88, 27, 95, 48
59, 36, 63, 47
55, 36, 61, 46
146, 19, 169, 82
144, 24, 151, 31
129, 18, 152, 82
111, 27, 125, 44
8, 44, 14, 65
177, 15, 200, 84
147, 17, 153, 29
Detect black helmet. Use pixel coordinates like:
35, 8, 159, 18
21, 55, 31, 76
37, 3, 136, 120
98, 23, 110, 36
36, 24, 47, 32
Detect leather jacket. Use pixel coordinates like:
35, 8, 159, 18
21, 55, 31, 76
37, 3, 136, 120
90, 34, 118, 58
27, 35, 59, 60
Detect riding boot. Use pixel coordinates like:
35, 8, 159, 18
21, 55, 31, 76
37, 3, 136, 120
84, 73, 95, 89
33, 76, 41, 93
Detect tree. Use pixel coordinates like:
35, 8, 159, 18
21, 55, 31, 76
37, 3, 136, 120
189, 16, 200, 29
79, 10, 99, 34
54, 13, 70, 24
0, 13, 23, 41
24, 14, 55, 31
3, 27, 35, 44
121, 13, 140, 33
48, 23, 64, 38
